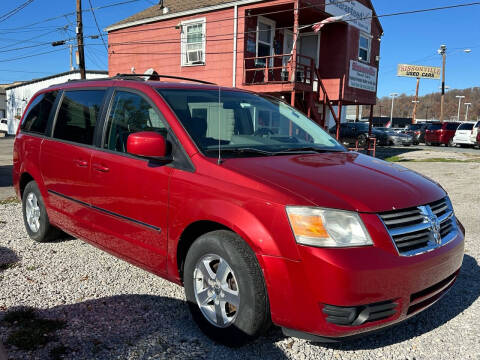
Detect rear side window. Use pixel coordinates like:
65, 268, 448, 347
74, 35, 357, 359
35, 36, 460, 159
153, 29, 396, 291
427, 124, 442, 130
21, 91, 58, 134
53, 90, 106, 145
457, 123, 474, 130
446, 123, 459, 130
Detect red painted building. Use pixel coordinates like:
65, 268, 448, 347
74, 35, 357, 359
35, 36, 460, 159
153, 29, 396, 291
107, 0, 383, 128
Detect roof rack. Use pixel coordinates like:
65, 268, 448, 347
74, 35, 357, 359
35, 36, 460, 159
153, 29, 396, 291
66, 73, 216, 85
113, 73, 216, 85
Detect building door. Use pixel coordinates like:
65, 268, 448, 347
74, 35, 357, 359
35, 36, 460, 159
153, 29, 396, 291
299, 33, 320, 89
256, 16, 276, 68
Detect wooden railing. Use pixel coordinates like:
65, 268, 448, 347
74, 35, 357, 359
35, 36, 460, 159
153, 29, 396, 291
243, 54, 314, 86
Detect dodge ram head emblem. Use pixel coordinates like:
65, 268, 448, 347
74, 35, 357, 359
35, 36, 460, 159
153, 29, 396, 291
419, 205, 442, 245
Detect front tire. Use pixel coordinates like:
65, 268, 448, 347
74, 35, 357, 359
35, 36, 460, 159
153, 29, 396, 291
184, 230, 271, 347
22, 181, 59, 242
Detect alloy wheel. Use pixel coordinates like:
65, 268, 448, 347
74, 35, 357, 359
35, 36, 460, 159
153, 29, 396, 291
25, 192, 41, 233
193, 254, 240, 328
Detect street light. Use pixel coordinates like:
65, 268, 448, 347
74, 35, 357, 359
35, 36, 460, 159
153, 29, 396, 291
438, 45, 447, 122
465, 102, 472, 121
389, 93, 399, 127
456, 95, 465, 121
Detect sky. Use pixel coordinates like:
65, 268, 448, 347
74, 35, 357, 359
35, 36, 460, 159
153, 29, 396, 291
0, 0, 479, 99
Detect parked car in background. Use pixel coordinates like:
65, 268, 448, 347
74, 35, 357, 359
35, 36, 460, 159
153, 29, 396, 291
13, 77, 465, 346
425, 122, 460, 146
469, 120, 480, 147
329, 122, 388, 147
375, 127, 413, 146
405, 123, 428, 144
452, 122, 476, 147
0, 118, 8, 134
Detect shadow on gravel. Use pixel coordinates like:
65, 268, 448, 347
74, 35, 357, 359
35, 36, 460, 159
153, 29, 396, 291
322, 254, 480, 351
0, 246, 19, 271
0, 165, 13, 188
375, 146, 422, 160
1, 295, 287, 360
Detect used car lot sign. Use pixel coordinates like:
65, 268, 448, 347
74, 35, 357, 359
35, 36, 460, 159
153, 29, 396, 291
397, 64, 441, 79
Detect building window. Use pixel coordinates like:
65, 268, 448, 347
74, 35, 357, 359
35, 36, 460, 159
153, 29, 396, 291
358, 33, 371, 62
256, 17, 276, 67
181, 18, 206, 66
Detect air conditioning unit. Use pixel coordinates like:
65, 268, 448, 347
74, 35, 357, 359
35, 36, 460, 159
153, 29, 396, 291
186, 49, 204, 64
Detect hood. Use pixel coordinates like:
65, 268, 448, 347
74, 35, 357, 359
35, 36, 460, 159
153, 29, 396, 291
222, 152, 445, 213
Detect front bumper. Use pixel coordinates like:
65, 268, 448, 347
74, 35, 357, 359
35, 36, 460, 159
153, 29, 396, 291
262, 214, 465, 339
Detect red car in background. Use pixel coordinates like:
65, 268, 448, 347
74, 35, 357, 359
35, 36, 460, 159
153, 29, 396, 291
425, 122, 460, 146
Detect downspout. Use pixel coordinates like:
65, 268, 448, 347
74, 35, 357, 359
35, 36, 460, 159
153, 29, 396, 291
232, 4, 238, 87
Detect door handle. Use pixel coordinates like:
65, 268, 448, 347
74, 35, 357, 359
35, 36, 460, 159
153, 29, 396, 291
74, 159, 88, 167
93, 163, 110, 173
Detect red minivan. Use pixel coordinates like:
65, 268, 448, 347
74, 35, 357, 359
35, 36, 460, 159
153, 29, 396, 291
13, 77, 465, 346
425, 122, 460, 146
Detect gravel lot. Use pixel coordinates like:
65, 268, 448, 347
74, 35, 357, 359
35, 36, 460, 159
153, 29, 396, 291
0, 162, 479, 360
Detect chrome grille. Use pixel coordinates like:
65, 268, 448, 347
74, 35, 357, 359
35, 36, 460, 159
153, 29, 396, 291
379, 197, 458, 256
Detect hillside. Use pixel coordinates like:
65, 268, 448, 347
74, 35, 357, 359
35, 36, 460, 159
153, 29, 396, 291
369, 87, 480, 121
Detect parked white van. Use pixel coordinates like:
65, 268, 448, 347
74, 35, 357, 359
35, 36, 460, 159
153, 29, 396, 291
452, 122, 476, 147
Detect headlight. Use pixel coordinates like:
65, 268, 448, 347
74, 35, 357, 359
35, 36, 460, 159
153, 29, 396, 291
286, 207, 373, 248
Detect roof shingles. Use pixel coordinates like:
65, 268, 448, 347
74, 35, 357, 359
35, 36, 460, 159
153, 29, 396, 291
108, 0, 237, 30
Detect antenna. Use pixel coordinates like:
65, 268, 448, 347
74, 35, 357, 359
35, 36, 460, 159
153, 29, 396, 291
217, 86, 223, 165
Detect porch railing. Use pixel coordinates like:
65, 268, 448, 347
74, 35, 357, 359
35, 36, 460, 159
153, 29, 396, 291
243, 54, 314, 86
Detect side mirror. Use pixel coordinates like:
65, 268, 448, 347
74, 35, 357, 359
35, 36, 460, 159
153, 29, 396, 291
127, 131, 170, 160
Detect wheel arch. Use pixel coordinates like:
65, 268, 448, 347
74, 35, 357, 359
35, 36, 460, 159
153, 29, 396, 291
176, 220, 231, 282
19, 172, 35, 198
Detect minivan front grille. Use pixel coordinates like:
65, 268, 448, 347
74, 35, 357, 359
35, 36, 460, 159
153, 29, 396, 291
379, 197, 458, 256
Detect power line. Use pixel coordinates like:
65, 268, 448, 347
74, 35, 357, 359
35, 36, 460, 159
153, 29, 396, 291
88, 0, 108, 51
0, 0, 35, 24
0, 47, 68, 63
0, 0, 143, 33
106, 0, 480, 36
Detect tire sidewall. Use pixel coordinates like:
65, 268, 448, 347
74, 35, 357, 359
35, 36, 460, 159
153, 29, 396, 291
22, 181, 50, 242
184, 231, 268, 346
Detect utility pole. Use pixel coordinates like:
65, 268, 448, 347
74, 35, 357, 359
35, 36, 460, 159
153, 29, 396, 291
76, 0, 86, 79
438, 45, 447, 122
464, 102, 471, 121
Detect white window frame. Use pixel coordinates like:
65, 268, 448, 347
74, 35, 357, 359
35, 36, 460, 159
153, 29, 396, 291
181, 17, 206, 67
358, 32, 372, 63
256, 16, 276, 67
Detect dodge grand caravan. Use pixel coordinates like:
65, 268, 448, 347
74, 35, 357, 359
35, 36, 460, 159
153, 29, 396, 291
13, 76, 465, 347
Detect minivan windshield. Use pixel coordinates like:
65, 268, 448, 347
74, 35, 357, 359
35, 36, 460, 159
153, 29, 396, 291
157, 89, 345, 157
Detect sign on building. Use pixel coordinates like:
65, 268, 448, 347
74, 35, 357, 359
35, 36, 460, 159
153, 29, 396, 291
397, 64, 441, 79
325, 0, 372, 34
348, 60, 377, 92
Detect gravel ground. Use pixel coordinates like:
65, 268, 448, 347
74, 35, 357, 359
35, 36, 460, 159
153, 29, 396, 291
0, 162, 479, 360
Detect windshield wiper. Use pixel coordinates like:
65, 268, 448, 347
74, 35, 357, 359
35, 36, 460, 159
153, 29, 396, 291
204, 148, 276, 156
273, 147, 344, 154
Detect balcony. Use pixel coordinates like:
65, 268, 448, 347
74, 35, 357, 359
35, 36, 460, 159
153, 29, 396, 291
242, 54, 315, 93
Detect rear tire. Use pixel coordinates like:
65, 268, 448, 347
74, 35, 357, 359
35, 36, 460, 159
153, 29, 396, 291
184, 230, 271, 347
22, 181, 59, 242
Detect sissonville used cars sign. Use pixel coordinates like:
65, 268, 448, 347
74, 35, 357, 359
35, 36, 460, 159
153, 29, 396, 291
397, 64, 441, 79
